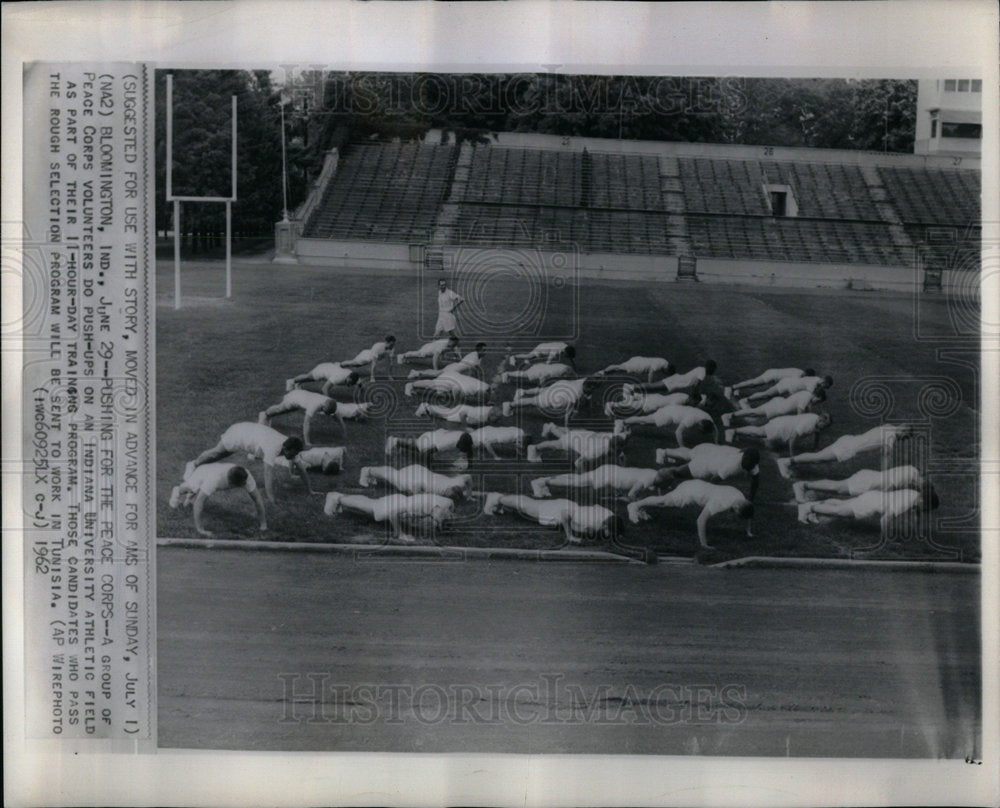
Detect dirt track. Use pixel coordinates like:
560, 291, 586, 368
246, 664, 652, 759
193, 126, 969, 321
157, 548, 980, 757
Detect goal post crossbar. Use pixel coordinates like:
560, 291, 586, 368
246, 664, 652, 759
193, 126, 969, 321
165, 73, 238, 309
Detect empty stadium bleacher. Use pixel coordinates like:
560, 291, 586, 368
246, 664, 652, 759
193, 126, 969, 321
878, 167, 980, 227
303, 142, 457, 242
295, 136, 978, 272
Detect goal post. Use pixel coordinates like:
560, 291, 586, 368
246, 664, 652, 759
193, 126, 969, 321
165, 73, 238, 309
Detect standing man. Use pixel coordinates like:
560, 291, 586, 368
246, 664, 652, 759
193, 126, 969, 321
435, 278, 463, 338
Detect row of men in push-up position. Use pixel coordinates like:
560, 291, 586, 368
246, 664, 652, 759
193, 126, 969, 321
170, 339, 936, 545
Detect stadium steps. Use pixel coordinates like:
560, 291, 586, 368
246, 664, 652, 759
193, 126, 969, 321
858, 163, 914, 254
429, 142, 474, 245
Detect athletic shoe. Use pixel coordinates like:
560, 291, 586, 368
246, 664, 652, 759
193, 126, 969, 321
526, 445, 541, 463
285, 378, 295, 392
168, 486, 181, 509
724, 386, 733, 398
407, 370, 420, 380
184, 461, 195, 479
385, 436, 398, 455
501, 402, 513, 417
627, 503, 642, 524
358, 467, 372, 487
655, 448, 667, 465
257, 411, 267, 424
603, 402, 616, 418
414, 403, 428, 417
613, 419, 626, 435
721, 412, 732, 428
323, 492, 342, 516
403, 383, 415, 398
508, 355, 517, 367
776, 458, 793, 479
531, 479, 550, 498
396, 354, 405, 365
724, 429, 735, 444
792, 481, 808, 503
623, 383, 635, 397
482, 492, 502, 515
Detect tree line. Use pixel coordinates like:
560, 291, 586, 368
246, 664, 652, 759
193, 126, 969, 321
157, 71, 917, 251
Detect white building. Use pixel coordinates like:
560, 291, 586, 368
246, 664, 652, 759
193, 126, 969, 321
914, 78, 983, 158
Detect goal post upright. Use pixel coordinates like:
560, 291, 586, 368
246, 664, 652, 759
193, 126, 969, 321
165, 73, 238, 308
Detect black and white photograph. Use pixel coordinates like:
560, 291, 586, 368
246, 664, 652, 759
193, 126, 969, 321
155, 67, 985, 759
4, 2, 998, 806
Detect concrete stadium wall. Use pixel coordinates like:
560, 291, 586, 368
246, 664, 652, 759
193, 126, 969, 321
486, 130, 981, 171
294, 239, 679, 279
295, 238, 413, 270
695, 258, 915, 290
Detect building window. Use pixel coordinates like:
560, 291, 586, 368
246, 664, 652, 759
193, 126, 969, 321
957, 79, 970, 92
930, 117, 937, 138
972, 79, 982, 92
941, 122, 982, 139
944, 79, 956, 91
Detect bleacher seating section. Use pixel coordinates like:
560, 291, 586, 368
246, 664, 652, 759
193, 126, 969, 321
303, 142, 457, 242
878, 167, 980, 227
299, 139, 979, 269
686, 216, 907, 266
454, 147, 667, 254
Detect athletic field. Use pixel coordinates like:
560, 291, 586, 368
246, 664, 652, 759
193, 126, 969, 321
155, 259, 979, 562
157, 548, 981, 755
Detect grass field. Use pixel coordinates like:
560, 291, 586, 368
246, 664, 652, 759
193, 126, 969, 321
156, 259, 980, 562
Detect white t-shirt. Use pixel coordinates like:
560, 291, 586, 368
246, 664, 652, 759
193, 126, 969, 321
647, 404, 712, 429
519, 362, 573, 382
609, 356, 672, 375
283, 389, 332, 417
758, 390, 815, 418
402, 493, 455, 521
389, 465, 468, 496
432, 371, 490, 395
529, 341, 569, 362
569, 503, 615, 535
472, 426, 524, 448
182, 463, 257, 496
458, 351, 482, 368
632, 392, 690, 412
309, 363, 355, 385
438, 289, 462, 313
764, 413, 822, 444
535, 498, 573, 527
564, 429, 616, 461
757, 368, 806, 383
845, 465, 923, 496
275, 446, 344, 471
220, 423, 291, 466
585, 465, 659, 492
773, 375, 824, 396
665, 480, 747, 517
536, 378, 587, 409
414, 429, 465, 453
659, 366, 706, 392
687, 444, 757, 480
849, 489, 920, 520
829, 425, 908, 462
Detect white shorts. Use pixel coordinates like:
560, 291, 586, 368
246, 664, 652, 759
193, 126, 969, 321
828, 435, 860, 462
435, 312, 458, 334
846, 469, 882, 496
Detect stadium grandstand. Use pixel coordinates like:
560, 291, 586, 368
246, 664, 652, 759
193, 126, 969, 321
281, 130, 980, 291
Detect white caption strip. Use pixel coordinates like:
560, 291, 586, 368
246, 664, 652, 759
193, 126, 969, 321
21, 63, 155, 741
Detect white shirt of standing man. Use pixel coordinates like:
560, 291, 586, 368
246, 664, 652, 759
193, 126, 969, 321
435, 278, 463, 336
